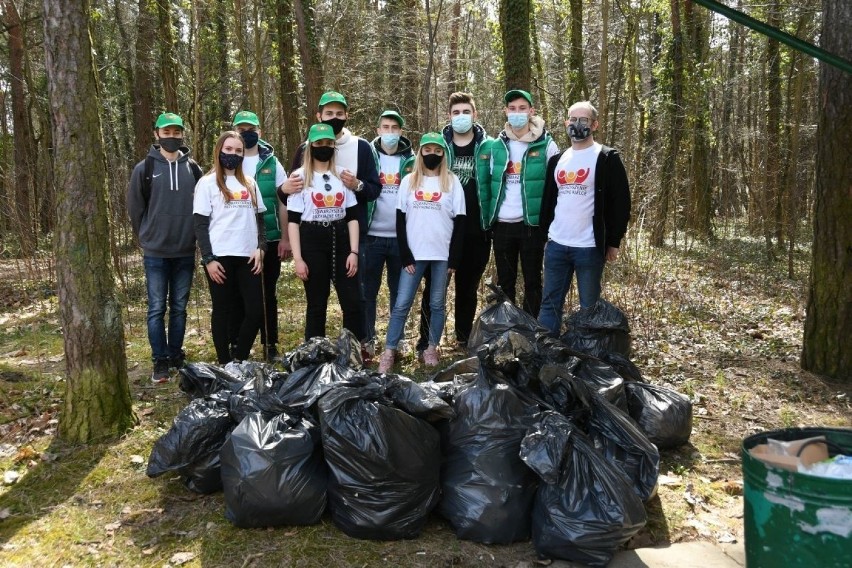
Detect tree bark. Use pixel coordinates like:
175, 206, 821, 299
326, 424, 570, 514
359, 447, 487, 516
294, 0, 324, 115
500, 0, 531, 91
566, 0, 588, 102
43, 0, 136, 442
801, 0, 852, 380
277, 0, 303, 167
156, 0, 179, 112
132, 0, 155, 158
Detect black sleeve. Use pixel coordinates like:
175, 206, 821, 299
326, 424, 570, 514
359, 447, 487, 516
603, 150, 632, 249
255, 212, 267, 252
356, 140, 381, 203
396, 210, 414, 267
287, 210, 302, 224
539, 152, 563, 234
194, 213, 213, 256
344, 205, 358, 222
290, 142, 306, 173
448, 214, 466, 270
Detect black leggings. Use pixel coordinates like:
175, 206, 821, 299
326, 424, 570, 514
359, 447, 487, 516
228, 240, 282, 347
206, 255, 263, 363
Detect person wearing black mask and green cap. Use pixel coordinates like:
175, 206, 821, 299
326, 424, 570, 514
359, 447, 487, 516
127, 112, 203, 383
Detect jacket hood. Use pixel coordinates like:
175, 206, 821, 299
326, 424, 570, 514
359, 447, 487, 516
148, 144, 193, 163
372, 135, 412, 156
256, 138, 275, 161
442, 122, 487, 146
502, 115, 546, 143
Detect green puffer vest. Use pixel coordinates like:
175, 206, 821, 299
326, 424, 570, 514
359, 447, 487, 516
254, 141, 281, 241
485, 131, 552, 227
367, 141, 414, 227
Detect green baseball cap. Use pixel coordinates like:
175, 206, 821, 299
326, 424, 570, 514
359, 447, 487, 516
318, 91, 348, 109
308, 123, 336, 143
378, 110, 405, 128
154, 112, 184, 129
419, 132, 446, 150
233, 110, 260, 127
504, 89, 533, 106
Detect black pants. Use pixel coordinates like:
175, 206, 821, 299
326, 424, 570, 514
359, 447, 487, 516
206, 256, 263, 363
492, 221, 545, 317
228, 240, 282, 348
300, 222, 364, 341
417, 229, 492, 350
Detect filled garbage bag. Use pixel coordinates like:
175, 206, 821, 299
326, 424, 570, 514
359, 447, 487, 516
625, 382, 693, 449
335, 328, 364, 369
477, 330, 547, 390
147, 398, 233, 477
468, 283, 547, 351
439, 369, 540, 543
603, 351, 644, 383
181, 443, 225, 494
221, 412, 327, 528
429, 356, 480, 383
283, 337, 340, 371
318, 379, 441, 540
228, 389, 292, 424
381, 374, 455, 422
520, 411, 647, 567
179, 363, 245, 398
274, 362, 354, 410
561, 299, 631, 358
573, 358, 628, 411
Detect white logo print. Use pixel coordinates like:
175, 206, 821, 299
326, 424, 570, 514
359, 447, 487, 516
152, 173, 162, 178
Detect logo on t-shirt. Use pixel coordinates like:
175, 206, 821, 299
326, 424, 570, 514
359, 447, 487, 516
452, 155, 475, 186
506, 160, 522, 184
415, 188, 442, 202
380, 171, 401, 186
556, 168, 591, 196
230, 188, 250, 200
311, 191, 345, 208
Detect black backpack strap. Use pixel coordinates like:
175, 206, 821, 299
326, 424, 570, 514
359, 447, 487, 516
188, 159, 202, 183
142, 155, 155, 208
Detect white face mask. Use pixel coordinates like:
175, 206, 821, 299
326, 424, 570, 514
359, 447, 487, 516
507, 112, 529, 129
381, 133, 400, 147
451, 114, 473, 134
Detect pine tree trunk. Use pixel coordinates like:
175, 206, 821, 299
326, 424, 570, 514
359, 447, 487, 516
566, 0, 588, 102
43, 0, 136, 442
277, 0, 303, 167
500, 0, 531, 91
156, 0, 179, 112
801, 0, 852, 380
294, 0, 324, 115
133, 0, 155, 158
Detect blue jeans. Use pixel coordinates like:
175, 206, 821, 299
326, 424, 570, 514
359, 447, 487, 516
385, 260, 449, 350
362, 235, 402, 343
144, 255, 195, 361
538, 242, 605, 335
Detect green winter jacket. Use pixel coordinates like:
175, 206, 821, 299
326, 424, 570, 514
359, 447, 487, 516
254, 140, 283, 241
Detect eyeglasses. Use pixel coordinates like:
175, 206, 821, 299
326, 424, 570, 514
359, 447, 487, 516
567, 116, 592, 127
322, 173, 331, 191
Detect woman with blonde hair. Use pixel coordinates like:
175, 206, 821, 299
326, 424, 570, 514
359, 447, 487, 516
287, 123, 364, 341
378, 132, 466, 372
193, 131, 266, 363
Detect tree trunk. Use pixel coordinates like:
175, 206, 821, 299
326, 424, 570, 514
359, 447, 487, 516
566, 0, 588, 102
500, 0, 531, 91
156, 0, 179, 112
133, 0, 156, 157
801, 0, 852, 380
43, 0, 136, 442
294, 0, 324, 115
447, 0, 460, 97
277, 0, 303, 167
598, 0, 609, 139
763, 0, 783, 256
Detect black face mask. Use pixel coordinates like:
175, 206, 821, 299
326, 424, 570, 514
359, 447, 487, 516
158, 137, 182, 153
240, 130, 259, 149
312, 146, 335, 163
568, 123, 592, 142
322, 118, 346, 135
422, 153, 444, 171
219, 152, 243, 171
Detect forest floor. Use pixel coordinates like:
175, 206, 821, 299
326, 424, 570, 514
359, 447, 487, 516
0, 229, 849, 567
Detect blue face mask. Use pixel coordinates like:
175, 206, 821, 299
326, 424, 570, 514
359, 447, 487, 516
507, 112, 529, 129
381, 133, 400, 147
451, 114, 473, 134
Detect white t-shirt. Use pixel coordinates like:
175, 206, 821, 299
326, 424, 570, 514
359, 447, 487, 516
370, 153, 404, 237
241, 154, 287, 186
193, 173, 266, 257
549, 143, 602, 247
497, 138, 560, 222
398, 174, 466, 261
286, 166, 357, 223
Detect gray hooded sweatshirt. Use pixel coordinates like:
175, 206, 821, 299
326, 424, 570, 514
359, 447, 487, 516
127, 145, 199, 258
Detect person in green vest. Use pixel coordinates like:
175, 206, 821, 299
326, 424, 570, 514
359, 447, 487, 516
482, 89, 559, 317
230, 110, 289, 361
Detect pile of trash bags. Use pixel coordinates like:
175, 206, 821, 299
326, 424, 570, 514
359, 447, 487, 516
146, 284, 693, 567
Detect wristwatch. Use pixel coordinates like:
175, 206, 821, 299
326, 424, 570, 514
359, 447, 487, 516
354, 180, 364, 193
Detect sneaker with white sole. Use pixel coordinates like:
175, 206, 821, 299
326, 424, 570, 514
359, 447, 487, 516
151, 359, 171, 384
377, 349, 395, 374
422, 345, 439, 367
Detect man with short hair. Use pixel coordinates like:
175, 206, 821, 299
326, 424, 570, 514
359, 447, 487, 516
482, 89, 559, 317
127, 112, 201, 383
362, 109, 414, 355
230, 110, 289, 360
416, 92, 493, 354
538, 101, 631, 335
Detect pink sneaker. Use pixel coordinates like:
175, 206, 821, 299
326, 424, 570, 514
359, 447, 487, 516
422, 345, 440, 367
378, 349, 395, 373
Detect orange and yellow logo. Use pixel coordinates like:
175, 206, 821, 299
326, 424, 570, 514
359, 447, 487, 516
380, 171, 400, 185
414, 189, 442, 202
311, 191, 345, 208
507, 161, 522, 174
557, 168, 590, 185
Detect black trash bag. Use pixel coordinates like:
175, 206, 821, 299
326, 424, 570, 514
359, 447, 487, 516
318, 379, 441, 540
335, 328, 364, 369
228, 389, 292, 424
275, 362, 354, 410
178, 363, 245, 398
429, 356, 480, 383
477, 330, 546, 390
603, 351, 645, 383
573, 358, 628, 411
283, 337, 340, 371
539, 373, 659, 501
181, 441, 226, 494
147, 398, 233, 477
381, 374, 455, 422
561, 299, 631, 358
439, 368, 540, 544
625, 382, 693, 449
520, 411, 647, 567
468, 283, 547, 351
421, 374, 479, 405
221, 412, 327, 528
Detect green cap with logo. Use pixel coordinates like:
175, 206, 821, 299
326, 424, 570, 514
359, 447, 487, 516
419, 132, 446, 151
154, 112, 184, 129
378, 110, 405, 128
318, 91, 348, 109
504, 89, 533, 106
308, 123, 336, 143
233, 110, 260, 127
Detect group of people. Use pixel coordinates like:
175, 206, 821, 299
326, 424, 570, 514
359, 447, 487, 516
127, 89, 631, 383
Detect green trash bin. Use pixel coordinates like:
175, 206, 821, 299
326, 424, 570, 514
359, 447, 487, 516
742, 427, 852, 568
